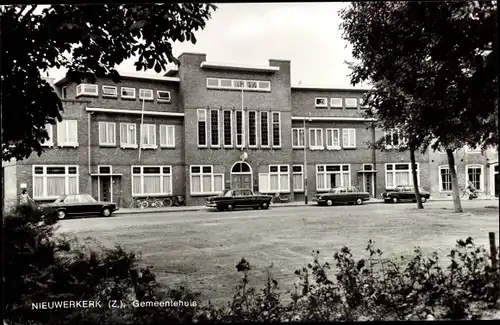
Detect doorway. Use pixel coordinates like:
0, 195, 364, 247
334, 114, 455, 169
363, 173, 375, 197
492, 163, 499, 198
99, 176, 112, 202
231, 162, 253, 189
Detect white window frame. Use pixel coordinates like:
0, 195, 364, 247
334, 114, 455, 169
206, 78, 220, 87
345, 98, 358, 108
102, 85, 118, 98
41, 124, 54, 147
384, 129, 407, 149
292, 128, 305, 149
363, 163, 374, 171
189, 165, 225, 195
159, 125, 175, 148
315, 97, 328, 108
157, 90, 171, 103
206, 78, 271, 92
271, 111, 281, 148
98, 122, 116, 147
131, 165, 173, 197
140, 124, 157, 149
260, 111, 270, 148
197, 109, 208, 148
98, 165, 113, 174
465, 164, 484, 191
342, 129, 356, 148
292, 164, 304, 192
76, 84, 98, 97
248, 110, 258, 148
269, 165, 290, 193
222, 109, 233, 148
438, 165, 456, 192
57, 120, 79, 147
210, 109, 220, 148
309, 128, 324, 150
120, 123, 138, 149
325, 128, 340, 150
315, 164, 351, 191
139, 88, 154, 101
385, 163, 420, 190
330, 97, 343, 108
121, 87, 136, 99
61, 86, 67, 99
235, 110, 244, 148
32, 165, 79, 200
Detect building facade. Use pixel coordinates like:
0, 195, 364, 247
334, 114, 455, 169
2, 53, 497, 210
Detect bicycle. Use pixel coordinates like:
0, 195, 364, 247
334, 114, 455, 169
142, 196, 164, 208
162, 195, 186, 207
271, 193, 292, 203
129, 197, 148, 209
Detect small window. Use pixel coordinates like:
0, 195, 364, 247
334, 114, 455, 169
246, 81, 258, 89
363, 164, 373, 171
280, 165, 289, 172
98, 166, 111, 174
207, 78, 219, 87
121, 87, 136, 99
257, 81, 271, 90
102, 85, 118, 97
233, 80, 245, 88
220, 79, 232, 87
61, 86, 67, 99
76, 84, 98, 97
345, 98, 358, 108
139, 88, 154, 100
157, 90, 171, 102
315, 97, 327, 108
330, 98, 343, 108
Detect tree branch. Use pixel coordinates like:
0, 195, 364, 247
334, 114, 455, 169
14, 5, 28, 20
19, 5, 37, 24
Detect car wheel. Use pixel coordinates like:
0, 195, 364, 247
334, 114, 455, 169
102, 207, 112, 217
392, 197, 399, 203
226, 204, 234, 211
420, 196, 427, 203
356, 198, 363, 205
261, 201, 269, 209
57, 210, 66, 219
326, 199, 333, 206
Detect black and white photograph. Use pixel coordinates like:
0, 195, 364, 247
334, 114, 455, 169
1, 2, 499, 323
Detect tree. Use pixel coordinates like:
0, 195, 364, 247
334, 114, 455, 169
340, 1, 497, 212
1, 4, 217, 162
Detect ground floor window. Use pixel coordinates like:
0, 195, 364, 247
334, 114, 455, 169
292, 165, 304, 192
466, 165, 483, 190
132, 166, 172, 196
316, 164, 350, 191
439, 165, 452, 191
258, 165, 290, 193
385, 163, 419, 189
190, 165, 224, 195
33, 165, 79, 199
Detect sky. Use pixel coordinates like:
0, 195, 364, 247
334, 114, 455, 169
47, 2, 368, 88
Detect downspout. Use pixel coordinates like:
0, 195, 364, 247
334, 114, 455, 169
371, 124, 377, 197
88, 111, 94, 194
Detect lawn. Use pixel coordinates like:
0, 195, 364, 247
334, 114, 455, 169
59, 203, 499, 306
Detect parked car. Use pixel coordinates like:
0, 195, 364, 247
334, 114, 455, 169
38, 194, 119, 219
205, 189, 273, 211
312, 186, 370, 206
381, 185, 431, 203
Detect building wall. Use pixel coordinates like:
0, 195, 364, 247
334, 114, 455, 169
292, 88, 367, 118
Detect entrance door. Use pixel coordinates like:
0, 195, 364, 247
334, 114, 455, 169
99, 176, 111, 202
364, 173, 374, 197
231, 162, 253, 190
494, 165, 499, 197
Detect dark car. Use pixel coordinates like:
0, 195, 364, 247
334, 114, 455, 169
205, 189, 273, 211
38, 194, 119, 219
381, 185, 431, 203
312, 186, 370, 206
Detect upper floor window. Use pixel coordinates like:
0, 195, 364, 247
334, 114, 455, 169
345, 98, 358, 108
330, 98, 343, 108
61, 86, 67, 99
325, 128, 340, 150
292, 128, 305, 148
206, 78, 271, 92
342, 129, 356, 148
41, 124, 54, 147
315, 97, 327, 108
139, 88, 154, 101
159, 125, 175, 148
157, 90, 171, 102
223, 110, 233, 148
271, 112, 281, 148
309, 128, 324, 150
120, 123, 137, 148
140, 124, 157, 149
260, 111, 270, 147
57, 120, 78, 147
248, 111, 258, 147
76, 84, 98, 97
210, 110, 220, 148
102, 85, 118, 98
197, 109, 207, 147
121, 87, 136, 99
385, 129, 406, 148
98, 122, 116, 146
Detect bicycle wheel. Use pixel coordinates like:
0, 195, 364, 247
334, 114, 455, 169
163, 198, 173, 207
176, 196, 185, 206
139, 200, 149, 209
153, 200, 163, 208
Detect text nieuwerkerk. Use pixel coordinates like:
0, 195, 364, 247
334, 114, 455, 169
31, 300, 197, 309
32, 301, 103, 309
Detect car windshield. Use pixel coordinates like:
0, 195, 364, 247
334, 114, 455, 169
82, 194, 97, 203
54, 196, 66, 203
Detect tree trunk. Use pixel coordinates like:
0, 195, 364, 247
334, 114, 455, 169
447, 149, 463, 213
410, 146, 423, 209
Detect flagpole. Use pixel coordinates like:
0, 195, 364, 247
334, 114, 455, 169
138, 98, 145, 162
303, 115, 308, 205
241, 87, 245, 150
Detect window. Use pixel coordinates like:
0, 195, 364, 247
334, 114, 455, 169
345, 98, 358, 108
139, 88, 154, 100
132, 166, 172, 196
140, 124, 157, 149
439, 166, 452, 191
325, 128, 340, 149
260, 111, 269, 147
272, 112, 281, 147
257, 81, 271, 91
206, 78, 271, 91
236, 110, 243, 147
233, 80, 245, 88
220, 79, 232, 87
309, 128, 324, 150
363, 164, 373, 171
102, 85, 118, 97
61, 86, 67, 99
343, 129, 356, 148
190, 165, 224, 195
41, 124, 54, 147
98, 122, 116, 146
206, 78, 219, 87
210, 110, 220, 147
157, 91, 171, 102
293, 165, 304, 192
466, 165, 483, 190
33, 165, 78, 199
121, 87, 136, 99
385, 163, 419, 189
465, 145, 482, 153
98, 165, 112, 174
246, 81, 258, 89
223, 110, 233, 147
316, 164, 350, 191
330, 98, 343, 108
159, 125, 175, 148
385, 129, 406, 148
248, 111, 257, 147
57, 120, 78, 147
315, 97, 327, 108
259, 165, 290, 193
120, 123, 137, 148
197, 109, 207, 147
76, 84, 98, 97
292, 128, 305, 148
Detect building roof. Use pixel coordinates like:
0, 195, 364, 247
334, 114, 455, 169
200, 61, 280, 73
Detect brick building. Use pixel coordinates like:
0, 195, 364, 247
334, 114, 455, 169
2, 53, 497, 209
